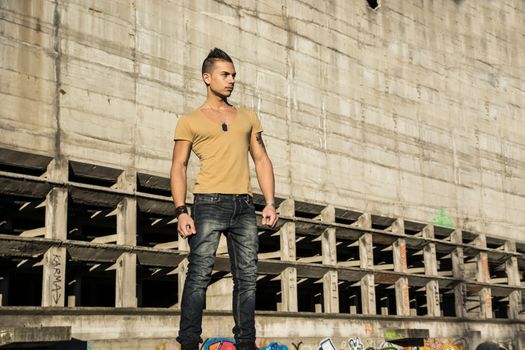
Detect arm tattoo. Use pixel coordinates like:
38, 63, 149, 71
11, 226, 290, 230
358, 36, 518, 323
256, 133, 266, 149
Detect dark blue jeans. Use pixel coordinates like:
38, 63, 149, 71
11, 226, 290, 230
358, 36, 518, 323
177, 193, 259, 346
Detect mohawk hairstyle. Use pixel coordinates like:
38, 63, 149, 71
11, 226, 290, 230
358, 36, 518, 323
201, 48, 233, 75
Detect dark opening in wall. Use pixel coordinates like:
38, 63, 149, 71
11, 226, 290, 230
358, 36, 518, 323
66, 260, 116, 307
366, 0, 380, 10
296, 234, 322, 264
137, 209, 178, 248
297, 278, 323, 312
406, 247, 426, 275
0, 194, 46, 236
373, 243, 394, 272
68, 200, 117, 242
492, 295, 509, 319
3, 258, 42, 306
0, 148, 52, 177
137, 173, 171, 197
78, 265, 115, 307
440, 288, 456, 317
138, 266, 178, 308
256, 275, 281, 311
68, 161, 123, 188
336, 238, 360, 267
375, 283, 396, 315
257, 230, 281, 261
409, 285, 428, 316
338, 281, 361, 314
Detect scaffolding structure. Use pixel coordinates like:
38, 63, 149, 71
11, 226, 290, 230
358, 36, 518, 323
0, 148, 524, 320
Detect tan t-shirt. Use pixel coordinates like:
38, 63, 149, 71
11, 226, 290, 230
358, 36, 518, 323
174, 107, 263, 194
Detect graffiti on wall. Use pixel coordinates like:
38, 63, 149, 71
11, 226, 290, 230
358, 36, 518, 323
202, 338, 236, 350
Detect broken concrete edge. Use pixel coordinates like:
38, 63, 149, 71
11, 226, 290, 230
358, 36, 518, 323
384, 328, 429, 346
0, 326, 71, 346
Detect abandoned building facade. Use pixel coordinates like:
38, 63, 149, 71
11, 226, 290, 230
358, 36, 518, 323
0, 0, 524, 348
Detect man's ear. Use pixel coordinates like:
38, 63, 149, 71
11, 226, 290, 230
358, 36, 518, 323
202, 72, 211, 86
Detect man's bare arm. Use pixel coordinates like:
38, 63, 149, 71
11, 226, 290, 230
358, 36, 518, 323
249, 132, 278, 227
170, 140, 196, 237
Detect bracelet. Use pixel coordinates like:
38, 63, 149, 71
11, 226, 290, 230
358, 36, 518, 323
175, 205, 188, 218
265, 201, 275, 207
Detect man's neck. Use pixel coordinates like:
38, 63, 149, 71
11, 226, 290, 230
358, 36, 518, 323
204, 94, 230, 109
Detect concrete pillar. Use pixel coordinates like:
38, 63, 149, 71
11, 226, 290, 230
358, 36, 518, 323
280, 267, 298, 312
504, 241, 522, 319
0, 274, 8, 306
42, 246, 67, 307
451, 230, 467, 318
422, 224, 440, 316
355, 213, 375, 315
474, 234, 492, 319
116, 197, 137, 246
115, 194, 137, 307
391, 218, 410, 316
320, 205, 338, 313
42, 187, 68, 307
115, 252, 137, 307
278, 199, 297, 312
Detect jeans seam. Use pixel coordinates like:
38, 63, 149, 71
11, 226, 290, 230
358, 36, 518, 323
231, 235, 242, 339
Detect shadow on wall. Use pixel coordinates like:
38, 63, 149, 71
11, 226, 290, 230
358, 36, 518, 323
475, 343, 508, 350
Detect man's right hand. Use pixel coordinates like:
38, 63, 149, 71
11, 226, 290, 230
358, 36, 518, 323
177, 213, 196, 238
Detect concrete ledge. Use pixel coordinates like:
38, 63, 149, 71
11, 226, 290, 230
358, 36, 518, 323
0, 326, 71, 346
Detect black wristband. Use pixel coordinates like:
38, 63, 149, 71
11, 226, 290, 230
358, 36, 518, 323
175, 205, 188, 218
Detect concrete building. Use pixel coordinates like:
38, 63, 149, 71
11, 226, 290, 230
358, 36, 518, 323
0, 0, 524, 348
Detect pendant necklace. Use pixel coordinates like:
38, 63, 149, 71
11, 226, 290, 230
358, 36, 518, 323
202, 104, 230, 132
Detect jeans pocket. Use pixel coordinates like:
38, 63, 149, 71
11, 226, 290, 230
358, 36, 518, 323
242, 196, 255, 209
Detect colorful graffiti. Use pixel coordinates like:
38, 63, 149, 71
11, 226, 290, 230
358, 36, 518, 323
319, 338, 337, 350
260, 342, 289, 350
431, 208, 454, 228
202, 338, 236, 350
348, 337, 364, 350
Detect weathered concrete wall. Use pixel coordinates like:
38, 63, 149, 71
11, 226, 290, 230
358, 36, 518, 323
1, 0, 524, 240
0, 307, 523, 349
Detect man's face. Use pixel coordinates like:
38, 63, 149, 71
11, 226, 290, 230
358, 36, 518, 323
203, 60, 236, 97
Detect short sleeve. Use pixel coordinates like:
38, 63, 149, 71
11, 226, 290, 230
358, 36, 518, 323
174, 115, 193, 142
250, 110, 263, 136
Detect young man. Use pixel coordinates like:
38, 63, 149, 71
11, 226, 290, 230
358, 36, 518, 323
170, 48, 278, 350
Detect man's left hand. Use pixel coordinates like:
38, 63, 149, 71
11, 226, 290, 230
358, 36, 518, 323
262, 204, 278, 227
